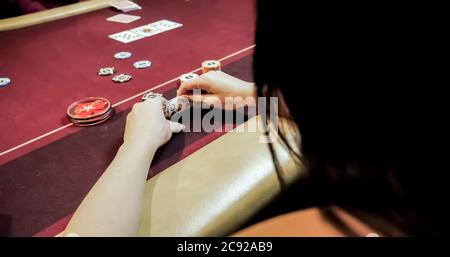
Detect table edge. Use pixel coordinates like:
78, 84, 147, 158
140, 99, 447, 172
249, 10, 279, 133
0, 0, 124, 31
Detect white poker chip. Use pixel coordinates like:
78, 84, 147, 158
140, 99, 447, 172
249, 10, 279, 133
114, 51, 132, 59
97, 67, 115, 76
141, 92, 163, 101
201, 60, 221, 73
179, 73, 199, 83
133, 60, 152, 69
112, 74, 132, 83
0, 77, 11, 87
164, 96, 190, 118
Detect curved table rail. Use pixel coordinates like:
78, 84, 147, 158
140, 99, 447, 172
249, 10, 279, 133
0, 0, 120, 31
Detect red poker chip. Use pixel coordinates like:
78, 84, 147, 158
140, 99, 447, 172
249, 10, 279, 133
67, 97, 111, 120
73, 112, 113, 127
69, 109, 113, 124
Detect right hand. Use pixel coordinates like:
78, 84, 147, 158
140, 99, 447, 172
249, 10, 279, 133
176, 71, 256, 110
124, 96, 185, 152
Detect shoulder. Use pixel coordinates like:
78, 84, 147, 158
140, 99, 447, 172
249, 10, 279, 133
233, 207, 381, 237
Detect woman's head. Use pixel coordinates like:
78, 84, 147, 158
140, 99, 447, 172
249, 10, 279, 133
254, 1, 446, 236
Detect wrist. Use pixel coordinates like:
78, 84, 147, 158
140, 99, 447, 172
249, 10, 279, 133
120, 140, 158, 160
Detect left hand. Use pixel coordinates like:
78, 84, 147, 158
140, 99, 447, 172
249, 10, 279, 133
124, 96, 185, 151
177, 71, 256, 110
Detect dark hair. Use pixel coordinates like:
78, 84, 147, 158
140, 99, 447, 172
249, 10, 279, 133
254, 1, 447, 236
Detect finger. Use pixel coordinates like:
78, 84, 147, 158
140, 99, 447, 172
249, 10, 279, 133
177, 76, 211, 96
169, 121, 186, 133
183, 94, 222, 107
141, 95, 168, 113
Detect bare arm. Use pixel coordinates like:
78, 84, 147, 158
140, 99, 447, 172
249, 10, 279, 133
62, 96, 184, 237
63, 71, 254, 236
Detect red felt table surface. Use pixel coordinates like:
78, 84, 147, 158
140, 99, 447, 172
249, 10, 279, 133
0, 55, 254, 237
0, 0, 256, 236
0, 0, 256, 164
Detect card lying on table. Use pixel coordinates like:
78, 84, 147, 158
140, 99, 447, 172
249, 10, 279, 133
150, 20, 183, 31
109, 30, 145, 43
109, 19, 183, 43
130, 24, 164, 37
110, 0, 142, 12
107, 14, 141, 23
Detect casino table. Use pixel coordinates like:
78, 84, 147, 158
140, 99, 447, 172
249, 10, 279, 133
0, 0, 301, 237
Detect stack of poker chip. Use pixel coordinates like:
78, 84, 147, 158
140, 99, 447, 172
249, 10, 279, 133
201, 60, 221, 73
67, 97, 113, 127
141, 92, 190, 119
164, 96, 190, 118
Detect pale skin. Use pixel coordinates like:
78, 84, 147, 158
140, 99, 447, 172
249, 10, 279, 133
62, 73, 254, 237
62, 71, 376, 236
62, 97, 185, 236
177, 71, 256, 109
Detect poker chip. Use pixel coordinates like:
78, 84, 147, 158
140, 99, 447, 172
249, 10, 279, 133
141, 92, 163, 102
141, 92, 189, 119
112, 74, 132, 83
67, 97, 113, 127
67, 97, 111, 119
98, 67, 116, 76
141, 91, 168, 116
164, 96, 190, 118
71, 109, 114, 127
114, 51, 132, 59
179, 73, 199, 83
133, 60, 152, 69
69, 109, 113, 124
0, 77, 11, 88
201, 60, 221, 73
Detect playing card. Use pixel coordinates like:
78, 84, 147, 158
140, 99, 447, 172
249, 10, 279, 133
107, 14, 141, 24
130, 24, 164, 37
109, 30, 145, 43
150, 20, 183, 31
109, 0, 142, 12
